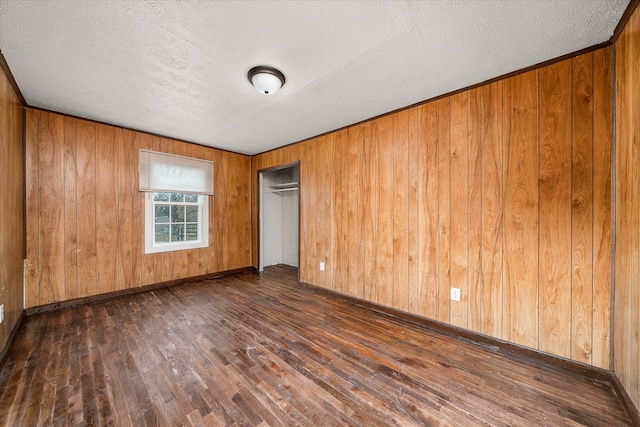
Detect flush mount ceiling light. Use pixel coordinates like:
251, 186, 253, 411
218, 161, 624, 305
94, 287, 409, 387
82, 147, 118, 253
247, 66, 285, 95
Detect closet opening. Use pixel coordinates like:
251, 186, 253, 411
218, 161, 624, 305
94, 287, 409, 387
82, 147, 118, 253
258, 163, 300, 275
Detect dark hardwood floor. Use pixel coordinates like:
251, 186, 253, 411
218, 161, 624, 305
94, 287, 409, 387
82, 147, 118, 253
0, 265, 634, 426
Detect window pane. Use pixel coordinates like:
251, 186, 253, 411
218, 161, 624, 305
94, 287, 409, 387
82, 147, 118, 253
155, 225, 170, 242
184, 194, 198, 203
170, 193, 184, 202
153, 192, 170, 202
155, 205, 170, 223
186, 224, 198, 241
171, 205, 185, 222
186, 206, 199, 222
171, 224, 184, 241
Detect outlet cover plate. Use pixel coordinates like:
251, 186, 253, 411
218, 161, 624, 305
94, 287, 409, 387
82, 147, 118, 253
319, 262, 325, 271
450, 288, 461, 302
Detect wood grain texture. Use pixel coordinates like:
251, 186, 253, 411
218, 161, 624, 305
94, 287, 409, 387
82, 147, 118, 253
407, 108, 419, 313
449, 92, 469, 329
63, 117, 78, 300
393, 110, 409, 312
571, 53, 595, 364
538, 60, 572, 358
0, 64, 25, 354
96, 124, 117, 295
417, 102, 439, 320
614, 4, 640, 413
347, 125, 363, 298
319, 135, 331, 289
0, 266, 634, 426
503, 70, 539, 349
25, 110, 252, 309
250, 48, 614, 370
75, 119, 97, 298
376, 116, 394, 307
38, 111, 65, 304
363, 123, 377, 302
592, 46, 611, 370
480, 81, 503, 338
136, 132, 154, 286
25, 109, 40, 309
299, 140, 316, 285
468, 88, 483, 333
330, 131, 345, 294
437, 98, 451, 324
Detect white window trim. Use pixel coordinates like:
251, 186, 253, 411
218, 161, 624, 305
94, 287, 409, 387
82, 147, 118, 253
144, 192, 209, 254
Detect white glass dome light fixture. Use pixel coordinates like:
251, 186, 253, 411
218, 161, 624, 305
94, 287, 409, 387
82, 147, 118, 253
248, 66, 285, 95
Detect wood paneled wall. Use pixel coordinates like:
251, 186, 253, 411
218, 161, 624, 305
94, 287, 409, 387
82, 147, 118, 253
615, 4, 640, 412
25, 110, 251, 308
0, 62, 25, 353
252, 47, 613, 368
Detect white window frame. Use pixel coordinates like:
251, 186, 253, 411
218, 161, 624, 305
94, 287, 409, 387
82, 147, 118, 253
144, 192, 209, 254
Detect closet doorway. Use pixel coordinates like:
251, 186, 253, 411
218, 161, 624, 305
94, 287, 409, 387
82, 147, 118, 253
259, 163, 299, 272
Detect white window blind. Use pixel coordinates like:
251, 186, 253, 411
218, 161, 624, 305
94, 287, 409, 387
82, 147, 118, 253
139, 150, 214, 195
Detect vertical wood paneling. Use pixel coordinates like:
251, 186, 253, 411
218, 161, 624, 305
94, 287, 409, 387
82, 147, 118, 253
480, 81, 503, 338
355, 128, 367, 300
571, 53, 594, 364
76, 120, 97, 298
417, 103, 439, 319
116, 128, 134, 290
38, 112, 65, 304
363, 124, 377, 301
214, 148, 228, 272
229, 154, 251, 270
300, 140, 316, 285
96, 124, 117, 294
633, 12, 640, 405
449, 92, 469, 328
129, 132, 142, 286
407, 108, 420, 313
318, 135, 330, 288
468, 89, 483, 333
25, 110, 40, 308
63, 117, 78, 300
502, 70, 539, 349
347, 126, 363, 297
247, 47, 612, 370
0, 64, 25, 353
26, 112, 252, 309
538, 60, 572, 358
393, 110, 409, 312
437, 99, 451, 323
592, 46, 611, 370
137, 133, 154, 285
616, 17, 632, 395
376, 116, 394, 307
330, 131, 346, 293
614, 5, 640, 410
340, 130, 350, 294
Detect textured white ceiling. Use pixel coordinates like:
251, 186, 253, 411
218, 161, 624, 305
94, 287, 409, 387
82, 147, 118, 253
0, 0, 629, 155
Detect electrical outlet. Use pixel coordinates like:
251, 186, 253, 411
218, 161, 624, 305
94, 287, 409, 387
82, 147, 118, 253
450, 288, 461, 302
319, 262, 325, 271
0, 304, 4, 324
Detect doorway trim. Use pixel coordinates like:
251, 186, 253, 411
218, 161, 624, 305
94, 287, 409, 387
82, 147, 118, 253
257, 161, 301, 279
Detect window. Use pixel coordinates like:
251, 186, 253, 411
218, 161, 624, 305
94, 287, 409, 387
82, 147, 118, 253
145, 192, 209, 254
139, 149, 214, 255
